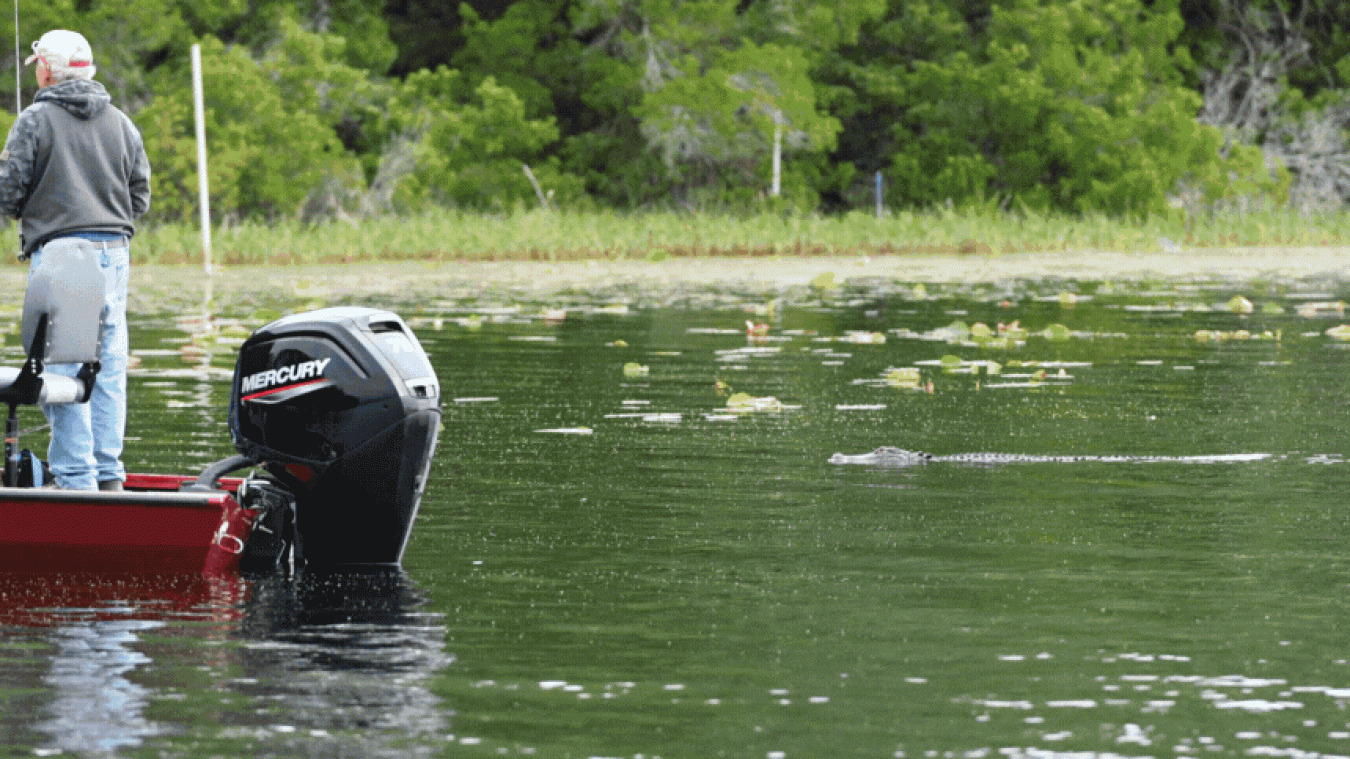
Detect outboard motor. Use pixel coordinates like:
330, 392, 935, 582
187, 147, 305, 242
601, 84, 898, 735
221, 307, 440, 568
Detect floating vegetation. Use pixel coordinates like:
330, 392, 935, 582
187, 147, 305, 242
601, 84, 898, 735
1196, 329, 1281, 342
715, 346, 782, 362
886, 367, 923, 388
921, 356, 1003, 376
726, 393, 785, 413
1296, 301, 1345, 318
890, 319, 1084, 346
840, 331, 885, 345
1041, 324, 1072, 341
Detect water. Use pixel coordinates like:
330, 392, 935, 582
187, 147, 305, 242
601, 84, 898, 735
4, 270, 1350, 757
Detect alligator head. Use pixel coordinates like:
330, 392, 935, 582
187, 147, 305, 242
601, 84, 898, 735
829, 446, 935, 467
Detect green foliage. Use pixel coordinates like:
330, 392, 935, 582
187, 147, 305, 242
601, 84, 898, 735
0, 0, 1340, 224
635, 39, 841, 207
388, 71, 585, 210
451, 0, 658, 205
136, 35, 357, 222
179, 0, 397, 72
738, 0, 887, 53
865, 0, 1283, 215
454, 1, 571, 120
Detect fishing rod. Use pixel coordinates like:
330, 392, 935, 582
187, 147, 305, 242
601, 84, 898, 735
12, 0, 18, 113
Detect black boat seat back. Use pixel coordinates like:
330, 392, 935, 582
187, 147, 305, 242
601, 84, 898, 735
0, 239, 107, 406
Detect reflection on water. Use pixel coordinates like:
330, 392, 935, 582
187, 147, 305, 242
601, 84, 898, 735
0, 570, 448, 757
233, 571, 452, 753
39, 618, 162, 754
9, 270, 1350, 756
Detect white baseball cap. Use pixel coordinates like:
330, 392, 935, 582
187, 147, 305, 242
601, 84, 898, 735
25, 29, 93, 68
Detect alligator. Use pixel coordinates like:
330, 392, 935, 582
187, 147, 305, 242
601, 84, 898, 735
828, 446, 1272, 467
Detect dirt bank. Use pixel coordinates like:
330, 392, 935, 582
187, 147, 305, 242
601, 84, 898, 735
4, 248, 1347, 305
193, 247, 1350, 298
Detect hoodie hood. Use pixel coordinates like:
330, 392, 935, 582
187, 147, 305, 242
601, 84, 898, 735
34, 78, 109, 120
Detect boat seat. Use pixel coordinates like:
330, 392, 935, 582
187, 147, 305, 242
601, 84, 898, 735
0, 239, 106, 407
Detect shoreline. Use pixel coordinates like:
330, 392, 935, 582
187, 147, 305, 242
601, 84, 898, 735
183, 247, 1350, 298
3, 247, 1348, 304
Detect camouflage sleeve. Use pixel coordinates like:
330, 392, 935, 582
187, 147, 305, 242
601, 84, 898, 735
129, 128, 150, 218
0, 110, 37, 220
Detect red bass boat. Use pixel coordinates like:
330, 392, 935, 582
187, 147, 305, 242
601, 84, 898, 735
0, 241, 441, 575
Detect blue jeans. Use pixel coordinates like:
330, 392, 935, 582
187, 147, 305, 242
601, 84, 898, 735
30, 237, 130, 490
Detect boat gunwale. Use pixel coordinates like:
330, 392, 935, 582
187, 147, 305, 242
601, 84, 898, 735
0, 485, 231, 508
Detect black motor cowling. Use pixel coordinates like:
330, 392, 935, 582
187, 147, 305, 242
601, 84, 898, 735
229, 307, 441, 567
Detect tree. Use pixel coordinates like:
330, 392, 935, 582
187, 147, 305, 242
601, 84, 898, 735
737, 0, 886, 53
136, 35, 357, 222
636, 39, 841, 205
175, 0, 397, 72
383, 67, 586, 210
829, 0, 1280, 215
815, 0, 977, 206
384, 0, 515, 76
1186, 0, 1350, 209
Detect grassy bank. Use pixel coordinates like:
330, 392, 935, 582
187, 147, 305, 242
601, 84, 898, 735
3, 206, 1348, 266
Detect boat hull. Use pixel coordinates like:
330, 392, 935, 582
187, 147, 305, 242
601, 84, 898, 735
0, 474, 254, 574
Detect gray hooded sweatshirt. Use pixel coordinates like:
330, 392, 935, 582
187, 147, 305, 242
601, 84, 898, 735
0, 78, 151, 257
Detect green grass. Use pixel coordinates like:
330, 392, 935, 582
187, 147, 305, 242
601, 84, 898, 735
2, 206, 1347, 266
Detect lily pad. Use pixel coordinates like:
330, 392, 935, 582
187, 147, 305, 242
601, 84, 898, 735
726, 392, 783, 413
886, 367, 922, 388
811, 272, 837, 291
842, 331, 885, 345
1041, 324, 1072, 341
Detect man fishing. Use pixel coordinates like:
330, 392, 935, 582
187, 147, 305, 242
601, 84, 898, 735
0, 29, 151, 490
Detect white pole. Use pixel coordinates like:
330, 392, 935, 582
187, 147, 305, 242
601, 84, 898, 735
771, 121, 782, 198
191, 44, 212, 276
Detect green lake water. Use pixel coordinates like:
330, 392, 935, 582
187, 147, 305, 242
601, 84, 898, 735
3, 271, 1350, 757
